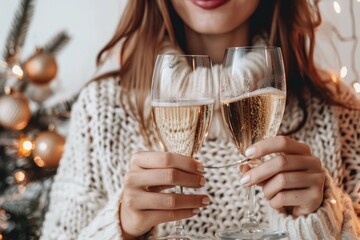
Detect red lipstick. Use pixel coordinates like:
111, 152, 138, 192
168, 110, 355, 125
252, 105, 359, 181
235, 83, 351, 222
190, 0, 230, 10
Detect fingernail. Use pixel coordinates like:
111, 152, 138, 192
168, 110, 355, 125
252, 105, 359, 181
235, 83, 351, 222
193, 209, 200, 214
202, 197, 211, 205
239, 164, 250, 173
245, 147, 256, 157
240, 174, 250, 185
200, 177, 206, 186
197, 163, 204, 173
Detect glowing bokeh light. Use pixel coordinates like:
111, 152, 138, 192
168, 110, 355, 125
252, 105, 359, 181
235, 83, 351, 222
333, 1, 341, 14
34, 156, 45, 167
18, 137, 33, 157
353, 82, 360, 93
11, 64, 24, 79
340, 66, 348, 78
14, 170, 26, 183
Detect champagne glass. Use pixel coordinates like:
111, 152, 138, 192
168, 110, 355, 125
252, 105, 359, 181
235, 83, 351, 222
216, 47, 288, 239
151, 54, 215, 240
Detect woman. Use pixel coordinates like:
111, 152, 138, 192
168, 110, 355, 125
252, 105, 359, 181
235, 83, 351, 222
41, 0, 360, 239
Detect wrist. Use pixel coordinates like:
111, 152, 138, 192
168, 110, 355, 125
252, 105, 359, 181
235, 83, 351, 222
119, 199, 154, 239
119, 205, 138, 239
138, 228, 155, 240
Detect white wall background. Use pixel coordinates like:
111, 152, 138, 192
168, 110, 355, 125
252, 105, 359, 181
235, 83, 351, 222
0, 0, 126, 102
0, 0, 359, 102
316, 0, 360, 91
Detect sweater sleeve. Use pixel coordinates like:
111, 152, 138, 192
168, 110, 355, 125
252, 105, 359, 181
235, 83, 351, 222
268, 170, 360, 239
269, 106, 360, 239
40, 82, 123, 240
337, 105, 360, 216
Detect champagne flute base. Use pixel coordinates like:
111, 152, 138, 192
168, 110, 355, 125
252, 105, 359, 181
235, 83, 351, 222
157, 236, 209, 240
216, 228, 288, 240
156, 225, 208, 240
157, 237, 190, 240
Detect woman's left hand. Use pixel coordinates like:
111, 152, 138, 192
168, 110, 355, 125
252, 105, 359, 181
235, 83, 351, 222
240, 136, 326, 217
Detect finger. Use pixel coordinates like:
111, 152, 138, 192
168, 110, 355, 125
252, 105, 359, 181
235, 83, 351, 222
256, 180, 268, 187
146, 185, 174, 192
130, 152, 203, 174
124, 169, 205, 189
269, 188, 323, 214
245, 136, 312, 159
239, 164, 250, 173
240, 155, 322, 186
124, 191, 210, 210
262, 172, 325, 200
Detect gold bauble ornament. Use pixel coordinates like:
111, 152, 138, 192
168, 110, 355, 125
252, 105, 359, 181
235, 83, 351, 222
33, 130, 65, 168
25, 83, 53, 103
0, 92, 31, 130
24, 49, 58, 85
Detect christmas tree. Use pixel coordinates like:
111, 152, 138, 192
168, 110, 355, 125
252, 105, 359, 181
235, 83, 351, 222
0, 0, 76, 239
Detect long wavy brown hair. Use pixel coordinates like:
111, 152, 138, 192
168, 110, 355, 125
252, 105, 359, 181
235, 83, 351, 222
95, 0, 340, 138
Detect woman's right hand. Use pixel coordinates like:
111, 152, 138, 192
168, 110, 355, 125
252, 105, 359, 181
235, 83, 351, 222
120, 151, 209, 239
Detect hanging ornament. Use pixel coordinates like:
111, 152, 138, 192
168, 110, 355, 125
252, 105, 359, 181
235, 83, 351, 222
0, 88, 31, 130
33, 130, 65, 168
25, 82, 54, 103
24, 49, 58, 85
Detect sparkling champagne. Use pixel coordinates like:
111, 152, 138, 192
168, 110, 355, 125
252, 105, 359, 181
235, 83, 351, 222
152, 99, 214, 156
221, 88, 286, 154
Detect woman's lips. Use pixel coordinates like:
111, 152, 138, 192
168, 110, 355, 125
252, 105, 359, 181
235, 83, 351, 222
190, 0, 230, 10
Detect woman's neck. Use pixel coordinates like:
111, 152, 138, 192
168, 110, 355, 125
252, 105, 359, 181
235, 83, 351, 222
184, 23, 250, 64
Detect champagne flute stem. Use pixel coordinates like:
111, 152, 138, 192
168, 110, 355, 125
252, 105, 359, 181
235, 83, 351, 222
243, 185, 259, 228
169, 186, 186, 237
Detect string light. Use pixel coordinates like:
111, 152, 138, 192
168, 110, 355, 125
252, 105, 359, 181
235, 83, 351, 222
340, 66, 348, 78
14, 170, 27, 184
329, 0, 359, 93
348, 1, 359, 93
330, 73, 339, 83
353, 82, 360, 93
18, 136, 33, 157
333, 1, 341, 14
22, 141, 32, 150
11, 64, 23, 79
33, 156, 45, 167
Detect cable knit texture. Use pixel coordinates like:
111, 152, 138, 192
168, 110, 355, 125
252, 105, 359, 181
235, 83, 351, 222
41, 77, 360, 240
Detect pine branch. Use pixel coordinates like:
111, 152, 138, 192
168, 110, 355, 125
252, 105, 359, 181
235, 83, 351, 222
1, 182, 43, 216
0, 180, 52, 239
2, 0, 35, 61
33, 94, 78, 120
0, 61, 10, 91
43, 31, 71, 55
1, 197, 34, 216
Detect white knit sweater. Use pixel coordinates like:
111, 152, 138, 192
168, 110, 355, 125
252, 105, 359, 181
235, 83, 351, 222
41, 77, 360, 240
